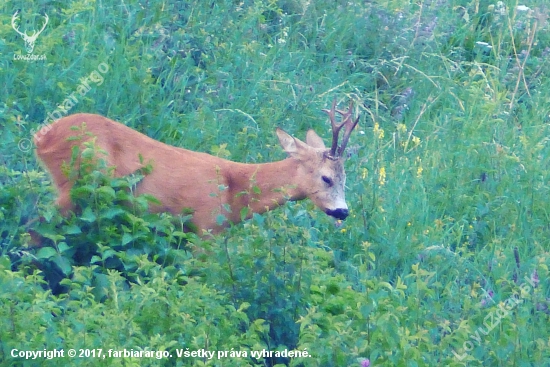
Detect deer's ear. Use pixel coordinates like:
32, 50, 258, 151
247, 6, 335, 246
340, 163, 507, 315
306, 129, 325, 149
276, 128, 308, 156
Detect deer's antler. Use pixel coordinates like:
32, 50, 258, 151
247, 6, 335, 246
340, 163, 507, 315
35, 13, 49, 37
11, 12, 48, 38
322, 99, 359, 158
11, 11, 25, 37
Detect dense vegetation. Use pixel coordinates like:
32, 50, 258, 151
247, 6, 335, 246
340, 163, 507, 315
1, 0, 550, 365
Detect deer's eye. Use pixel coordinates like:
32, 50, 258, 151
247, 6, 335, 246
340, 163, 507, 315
322, 175, 334, 187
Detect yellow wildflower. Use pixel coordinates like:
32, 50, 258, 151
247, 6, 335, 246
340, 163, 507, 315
415, 156, 423, 177
373, 122, 384, 139
397, 123, 407, 134
378, 166, 386, 186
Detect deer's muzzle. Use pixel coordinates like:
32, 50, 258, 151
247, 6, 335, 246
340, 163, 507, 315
326, 208, 349, 220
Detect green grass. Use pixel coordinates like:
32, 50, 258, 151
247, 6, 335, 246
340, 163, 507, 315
1, 0, 550, 366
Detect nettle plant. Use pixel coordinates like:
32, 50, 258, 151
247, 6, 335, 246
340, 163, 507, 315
30, 134, 196, 295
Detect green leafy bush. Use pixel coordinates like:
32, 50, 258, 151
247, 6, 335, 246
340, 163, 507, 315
2, 0, 550, 366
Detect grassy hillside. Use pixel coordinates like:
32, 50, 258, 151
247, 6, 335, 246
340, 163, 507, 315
1, 0, 550, 366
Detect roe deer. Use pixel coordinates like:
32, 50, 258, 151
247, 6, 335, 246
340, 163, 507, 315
34, 100, 359, 235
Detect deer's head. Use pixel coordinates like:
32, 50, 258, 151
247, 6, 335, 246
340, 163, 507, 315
12, 11, 48, 54
276, 100, 359, 220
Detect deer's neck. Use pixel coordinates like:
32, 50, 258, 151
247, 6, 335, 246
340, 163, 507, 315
223, 158, 305, 222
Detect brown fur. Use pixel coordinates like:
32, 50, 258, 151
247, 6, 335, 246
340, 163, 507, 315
34, 113, 353, 235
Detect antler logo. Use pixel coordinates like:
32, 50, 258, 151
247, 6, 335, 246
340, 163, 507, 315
11, 11, 49, 54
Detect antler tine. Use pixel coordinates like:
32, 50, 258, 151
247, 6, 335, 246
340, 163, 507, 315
335, 100, 354, 121
37, 13, 49, 35
11, 11, 25, 37
336, 100, 359, 156
338, 113, 360, 157
322, 98, 346, 157
322, 99, 359, 158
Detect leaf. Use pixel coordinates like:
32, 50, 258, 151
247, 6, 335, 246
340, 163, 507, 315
173, 231, 187, 239
43, 233, 65, 243
216, 214, 227, 226
80, 207, 97, 223
240, 206, 249, 221
115, 190, 132, 201
71, 185, 95, 197
81, 147, 96, 159
36, 247, 57, 259
63, 224, 82, 235
96, 186, 116, 199
378, 281, 394, 292
53, 255, 72, 276
122, 233, 133, 245
142, 194, 161, 205
395, 276, 408, 291
57, 242, 70, 253
100, 207, 125, 220
237, 302, 251, 312
101, 249, 116, 261
0, 256, 10, 270
252, 213, 264, 225
235, 190, 248, 198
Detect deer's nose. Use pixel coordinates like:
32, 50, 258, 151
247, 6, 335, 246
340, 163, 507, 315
326, 208, 349, 220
